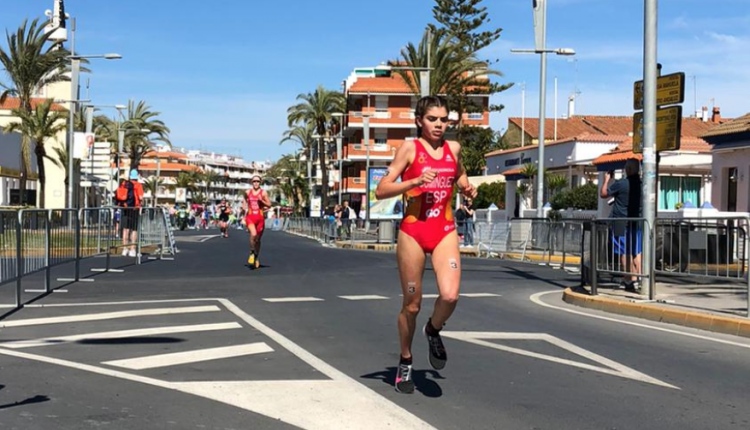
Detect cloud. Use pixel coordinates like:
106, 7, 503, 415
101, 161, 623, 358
705, 31, 739, 44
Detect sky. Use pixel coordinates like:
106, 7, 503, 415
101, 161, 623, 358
1, 0, 748, 163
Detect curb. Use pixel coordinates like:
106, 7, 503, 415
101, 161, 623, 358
562, 287, 750, 339
336, 242, 395, 252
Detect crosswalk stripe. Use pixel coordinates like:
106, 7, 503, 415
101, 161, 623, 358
262, 297, 324, 303
0, 322, 243, 349
102, 342, 274, 370
0, 305, 221, 328
460, 293, 502, 298
338, 295, 389, 301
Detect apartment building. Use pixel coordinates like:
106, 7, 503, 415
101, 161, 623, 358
336, 66, 491, 213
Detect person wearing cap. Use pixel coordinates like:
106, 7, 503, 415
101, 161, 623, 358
243, 175, 271, 269
116, 169, 145, 257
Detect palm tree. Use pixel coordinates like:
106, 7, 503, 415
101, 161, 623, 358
49, 143, 81, 194
268, 153, 309, 212
393, 28, 504, 138
287, 85, 345, 210
0, 19, 69, 205
280, 122, 315, 204
174, 171, 200, 193
122, 100, 171, 170
143, 177, 164, 206
3, 99, 67, 207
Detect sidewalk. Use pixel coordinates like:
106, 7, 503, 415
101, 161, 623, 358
564, 281, 750, 338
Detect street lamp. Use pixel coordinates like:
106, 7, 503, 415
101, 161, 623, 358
66, 53, 122, 208
511, 2, 575, 217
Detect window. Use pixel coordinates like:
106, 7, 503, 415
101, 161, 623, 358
727, 169, 738, 212
659, 176, 702, 210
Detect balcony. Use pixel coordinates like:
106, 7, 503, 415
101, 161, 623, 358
343, 142, 397, 161
462, 111, 489, 126
347, 107, 416, 127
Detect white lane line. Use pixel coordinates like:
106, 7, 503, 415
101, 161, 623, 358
460, 293, 501, 298
0, 322, 242, 349
338, 295, 389, 301
530, 290, 750, 350
25, 289, 68, 293
399, 294, 439, 298
262, 297, 324, 303
0, 305, 221, 328
103, 342, 274, 370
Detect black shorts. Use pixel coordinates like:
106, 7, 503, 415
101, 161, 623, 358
219, 215, 230, 222
121, 210, 141, 231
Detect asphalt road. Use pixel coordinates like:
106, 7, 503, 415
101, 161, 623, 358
0, 228, 749, 429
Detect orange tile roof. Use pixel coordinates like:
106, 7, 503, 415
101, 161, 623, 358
143, 151, 188, 160
592, 136, 710, 166
349, 74, 414, 94
485, 133, 628, 158
0, 97, 68, 112
509, 115, 720, 141
701, 112, 750, 138
139, 162, 200, 172
501, 167, 525, 177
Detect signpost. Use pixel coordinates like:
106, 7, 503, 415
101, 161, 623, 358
633, 72, 685, 111
632, 106, 682, 153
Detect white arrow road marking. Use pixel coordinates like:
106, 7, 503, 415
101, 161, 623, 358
0, 322, 242, 349
262, 297, 324, 303
0, 298, 436, 430
441, 331, 679, 390
0, 305, 221, 328
103, 342, 274, 370
338, 295, 389, 301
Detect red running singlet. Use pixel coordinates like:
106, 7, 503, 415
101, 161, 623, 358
399, 139, 458, 253
245, 189, 266, 234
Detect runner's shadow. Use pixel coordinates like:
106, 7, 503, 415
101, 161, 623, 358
360, 367, 444, 398
0, 395, 50, 410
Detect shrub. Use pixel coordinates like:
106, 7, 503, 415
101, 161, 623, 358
550, 182, 598, 211
474, 181, 506, 209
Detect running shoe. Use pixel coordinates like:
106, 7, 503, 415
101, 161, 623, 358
248, 252, 255, 266
254, 257, 260, 269
395, 362, 414, 394
424, 322, 447, 370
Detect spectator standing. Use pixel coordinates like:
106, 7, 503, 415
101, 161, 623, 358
341, 201, 352, 239
462, 197, 476, 247
115, 169, 144, 257
454, 204, 467, 245
600, 159, 642, 292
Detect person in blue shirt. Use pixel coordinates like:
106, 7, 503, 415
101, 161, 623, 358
600, 159, 642, 292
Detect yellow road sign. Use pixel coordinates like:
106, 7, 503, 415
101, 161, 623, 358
633, 106, 682, 153
633, 72, 685, 110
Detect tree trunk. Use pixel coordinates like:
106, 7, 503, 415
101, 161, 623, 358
19, 135, 31, 206
35, 144, 47, 208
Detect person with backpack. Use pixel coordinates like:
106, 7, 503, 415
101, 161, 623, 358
116, 169, 144, 257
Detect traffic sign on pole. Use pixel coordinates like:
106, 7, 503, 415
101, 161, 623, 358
633, 72, 685, 111
633, 106, 682, 153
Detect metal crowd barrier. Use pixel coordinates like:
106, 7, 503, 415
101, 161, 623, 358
589, 218, 651, 297
0, 206, 173, 310
285, 217, 397, 246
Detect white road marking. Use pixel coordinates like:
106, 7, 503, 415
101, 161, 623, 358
530, 290, 750, 350
25, 289, 68, 293
103, 342, 274, 370
0, 298, 435, 430
441, 331, 679, 390
460, 293, 501, 298
0, 322, 242, 349
338, 295, 389, 301
0, 305, 221, 328
262, 297, 324, 303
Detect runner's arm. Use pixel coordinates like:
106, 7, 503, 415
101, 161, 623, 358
376, 141, 431, 199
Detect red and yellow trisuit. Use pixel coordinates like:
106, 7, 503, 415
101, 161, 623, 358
400, 139, 458, 253
245, 189, 266, 234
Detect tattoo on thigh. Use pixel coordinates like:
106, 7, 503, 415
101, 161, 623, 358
449, 258, 458, 270
407, 282, 416, 294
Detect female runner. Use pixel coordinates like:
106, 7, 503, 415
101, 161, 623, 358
244, 175, 272, 269
376, 95, 476, 394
